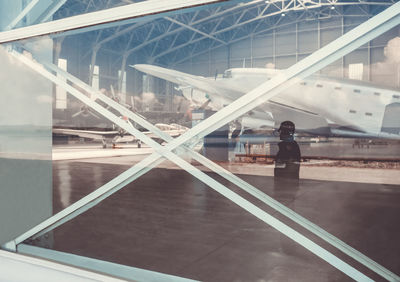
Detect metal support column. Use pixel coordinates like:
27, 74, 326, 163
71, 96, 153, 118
89, 47, 99, 86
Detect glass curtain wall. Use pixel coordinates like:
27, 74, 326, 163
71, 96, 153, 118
1, 1, 399, 281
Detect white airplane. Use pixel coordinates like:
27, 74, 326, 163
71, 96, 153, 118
133, 64, 400, 139
53, 120, 188, 148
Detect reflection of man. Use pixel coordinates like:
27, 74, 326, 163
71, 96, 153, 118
274, 121, 301, 179
273, 121, 301, 256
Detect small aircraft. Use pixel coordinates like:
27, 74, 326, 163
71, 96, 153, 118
53, 118, 188, 148
133, 64, 400, 139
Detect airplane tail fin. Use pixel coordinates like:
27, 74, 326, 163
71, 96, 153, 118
381, 102, 400, 135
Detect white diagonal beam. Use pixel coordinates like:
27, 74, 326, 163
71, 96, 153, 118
3, 50, 375, 282
0, 0, 229, 43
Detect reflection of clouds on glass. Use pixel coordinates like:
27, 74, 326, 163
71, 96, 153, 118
36, 95, 53, 104
372, 36, 400, 87
384, 37, 400, 63
142, 92, 157, 104
265, 63, 275, 69
23, 36, 53, 62
92, 165, 103, 189
0, 45, 52, 126
324, 36, 400, 87
134, 92, 159, 111
173, 95, 190, 113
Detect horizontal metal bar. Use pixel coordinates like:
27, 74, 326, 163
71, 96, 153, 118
0, 248, 124, 281
235, 154, 400, 162
0, 0, 229, 44
18, 244, 197, 282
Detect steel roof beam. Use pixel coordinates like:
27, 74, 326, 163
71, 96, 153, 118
172, 13, 339, 65
156, 1, 380, 62
165, 16, 227, 45
121, 3, 252, 58
119, 1, 272, 58
4, 0, 40, 31
33, 0, 68, 24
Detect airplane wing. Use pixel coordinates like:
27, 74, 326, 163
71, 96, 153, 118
133, 64, 328, 131
133, 64, 243, 104
53, 128, 120, 140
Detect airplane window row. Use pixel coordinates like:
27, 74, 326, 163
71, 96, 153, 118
299, 82, 398, 100
349, 109, 374, 116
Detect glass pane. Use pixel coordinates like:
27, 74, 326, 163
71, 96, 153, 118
1, 1, 399, 281
0, 45, 52, 245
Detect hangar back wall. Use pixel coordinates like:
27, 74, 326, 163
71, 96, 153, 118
173, 16, 400, 87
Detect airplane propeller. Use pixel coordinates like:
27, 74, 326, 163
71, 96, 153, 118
72, 105, 101, 119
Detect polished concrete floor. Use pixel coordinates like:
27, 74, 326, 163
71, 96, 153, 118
46, 160, 400, 281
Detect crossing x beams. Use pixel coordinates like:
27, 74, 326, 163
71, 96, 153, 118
4, 49, 374, 281
54, 62, 397, 280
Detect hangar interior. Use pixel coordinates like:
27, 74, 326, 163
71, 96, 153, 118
51, 0, 400, 128
0, 0, 400, 281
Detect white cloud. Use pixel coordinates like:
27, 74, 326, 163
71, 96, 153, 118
36, 95, 53, 104
384, 36, 400, 63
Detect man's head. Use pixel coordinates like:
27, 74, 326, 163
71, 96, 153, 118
278, 120, 295, 141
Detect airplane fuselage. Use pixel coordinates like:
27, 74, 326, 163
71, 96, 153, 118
214, 68, 400, 136
133, 64, 400, 138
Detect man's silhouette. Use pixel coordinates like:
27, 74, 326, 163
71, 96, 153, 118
274, 121, 301, 179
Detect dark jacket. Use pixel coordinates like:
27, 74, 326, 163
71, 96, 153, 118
274, 140, 301, 179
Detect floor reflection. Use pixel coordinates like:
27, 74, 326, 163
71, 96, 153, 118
48, 160, 400, 282
57, 163, 71, 209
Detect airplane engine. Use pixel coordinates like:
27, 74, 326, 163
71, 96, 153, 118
241, 116, 275, 130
